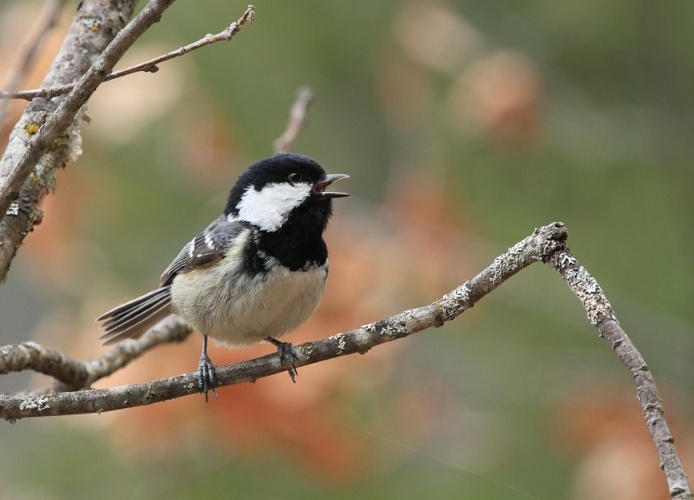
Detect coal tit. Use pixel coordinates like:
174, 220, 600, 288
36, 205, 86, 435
97, 153, 349, 399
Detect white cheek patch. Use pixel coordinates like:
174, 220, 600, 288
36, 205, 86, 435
236, 182, 312, 231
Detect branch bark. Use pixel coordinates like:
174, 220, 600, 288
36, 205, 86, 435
0, 223, 690, 497
0, 223, 565, 419
0, 0, 163, 283
548, 251, 691, 499
0, 5, 256, 102
2, 221, 689, 498
0, 4, 688, 499
0, 1, 257, 284
0, 316, 191, 392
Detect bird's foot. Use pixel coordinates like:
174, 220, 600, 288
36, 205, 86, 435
197, 351, 218, 402
266, 337, 300, 382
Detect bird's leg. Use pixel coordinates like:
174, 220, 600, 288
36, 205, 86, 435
266, 337, 300, 382
198, 334, 218, 401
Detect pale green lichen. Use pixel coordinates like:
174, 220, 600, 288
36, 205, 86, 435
18, 395, 51, 413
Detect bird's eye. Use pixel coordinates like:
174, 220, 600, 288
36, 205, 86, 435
288, 172, 302, 184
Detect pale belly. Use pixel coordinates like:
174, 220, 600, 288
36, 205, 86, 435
170, 262, 327, 346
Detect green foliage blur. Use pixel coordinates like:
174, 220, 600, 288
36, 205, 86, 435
1, 0, 693, 499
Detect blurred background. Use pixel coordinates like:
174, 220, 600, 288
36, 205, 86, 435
1, 1, 693, 498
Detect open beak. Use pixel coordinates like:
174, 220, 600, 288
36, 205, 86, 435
313, 173, 350, 198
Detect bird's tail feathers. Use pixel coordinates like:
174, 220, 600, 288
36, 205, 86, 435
97, 286, 172, 345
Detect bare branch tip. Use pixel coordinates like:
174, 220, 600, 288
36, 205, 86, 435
243, 5, 256, 24
297, 86, 314, 101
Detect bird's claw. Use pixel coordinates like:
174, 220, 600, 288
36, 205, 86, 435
198, 352, 218, 402
266, 337, 300, 382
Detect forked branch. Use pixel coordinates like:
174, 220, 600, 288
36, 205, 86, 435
0, 5, 256, 101
2, 222, 566, 418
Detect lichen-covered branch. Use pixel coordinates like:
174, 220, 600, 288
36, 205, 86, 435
0, 1, 256, 284
0, 222, 567, 419
548, 251, 692, 500
0, 0, 142, 283
0, 4, 688, 497
0, 222, 689, 497
1, 341, 88, 390
0, 316, 191, 392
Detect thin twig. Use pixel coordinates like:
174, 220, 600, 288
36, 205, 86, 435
0, 3, 256, 284
81, 317, 191, 389
547, 251, 691, 500
105, 6, 255, 81
0, 0, 140, 283
0, 316, 191, 392
0, 0, 67, 125
0, 6, 256, 102
273, 86, 314, 153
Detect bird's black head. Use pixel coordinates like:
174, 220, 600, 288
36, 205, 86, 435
225, 153, 349, 233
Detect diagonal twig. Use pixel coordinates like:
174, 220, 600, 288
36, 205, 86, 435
273, 86, 314, 153
0, 0, 140, 283
548, 251, 691, 499
0, 0, 180, 221
0, 2, 256, 284
0, 5, 256, 102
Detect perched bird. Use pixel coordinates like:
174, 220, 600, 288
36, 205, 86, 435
97, 153, 349, 399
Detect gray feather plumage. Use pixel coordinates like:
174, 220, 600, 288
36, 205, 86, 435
97, 217, 250, 344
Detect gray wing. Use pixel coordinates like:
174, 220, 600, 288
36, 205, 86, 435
159, 215, 251, 286
98, 216, 250, 345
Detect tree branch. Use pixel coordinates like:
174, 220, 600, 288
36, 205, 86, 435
0, 316, 191, 392
0, 0, 142, 281
547, 251, 692, 499
0, 222, 690, 497
0, 221, 566, 416
0, 5, 256, 102
0, 2, 255, 283
0, 4, 688, 497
